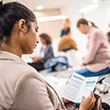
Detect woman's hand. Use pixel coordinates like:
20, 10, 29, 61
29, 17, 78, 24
32, 56, 42, 62
62, 98, 70, 104
79, 92, 96, 110
62, 98, 75, 109
81, 63, 86, 67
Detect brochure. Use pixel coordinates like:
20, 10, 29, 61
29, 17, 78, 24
63, 72, 99, 104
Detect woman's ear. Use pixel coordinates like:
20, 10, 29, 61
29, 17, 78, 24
18, 19, 28, 33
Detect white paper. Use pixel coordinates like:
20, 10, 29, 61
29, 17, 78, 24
63, 72, 99, 103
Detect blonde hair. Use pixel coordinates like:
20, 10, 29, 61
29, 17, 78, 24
63, 19, 70, 28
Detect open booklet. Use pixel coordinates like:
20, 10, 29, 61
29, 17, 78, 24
62, 72, 99, 104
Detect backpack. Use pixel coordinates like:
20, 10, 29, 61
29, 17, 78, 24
47, 56, 69, 72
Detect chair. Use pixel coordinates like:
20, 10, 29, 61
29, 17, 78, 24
96, 74, 110, 94
99, 76, 110, 94
97, 74, 110, 84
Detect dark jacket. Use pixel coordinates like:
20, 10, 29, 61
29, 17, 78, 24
28, 44, 54, 71
43, 44, 54, 61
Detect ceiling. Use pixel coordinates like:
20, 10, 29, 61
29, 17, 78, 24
4, 0, 82, 11
4, 0, 107, 11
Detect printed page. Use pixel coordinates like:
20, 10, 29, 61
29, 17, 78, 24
63, 73, 99, 103
62, 73, 85, 102
74, 76, 99, 103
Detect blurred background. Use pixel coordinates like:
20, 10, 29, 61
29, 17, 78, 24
4, 0, 110, 57
4, 0, 110, 105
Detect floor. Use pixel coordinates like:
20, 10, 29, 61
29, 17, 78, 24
39, 68, 110, 106
95, 83, 110, 105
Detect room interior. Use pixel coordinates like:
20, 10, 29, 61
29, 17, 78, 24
4, 0, 110, 106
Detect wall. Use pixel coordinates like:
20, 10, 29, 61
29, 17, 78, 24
22, 9, 64, 61
60, 0, 89, 50
84, 0, 110, 32
60, 0, 110, 50
34, 9, 64, 39
22, 0, 110, 62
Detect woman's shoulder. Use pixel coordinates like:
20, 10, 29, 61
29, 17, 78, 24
14, 63, 41, 80
6, 60, 44, 86
14, 63, 46, 90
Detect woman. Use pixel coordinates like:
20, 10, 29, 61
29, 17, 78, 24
58, 27, 78, 52
76, 18, 110, 77
29, 33, 54, 71
0, 1, 95, 110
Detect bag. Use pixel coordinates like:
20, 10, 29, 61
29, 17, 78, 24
94, 94, 102, 110
65, 94, 102, 110
47, 56, 69, 72
102, 102, 110, 110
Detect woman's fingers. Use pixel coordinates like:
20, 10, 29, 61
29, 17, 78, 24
79, 92, 96, 110
81, 96, 86, 102
89, 91, 96, 106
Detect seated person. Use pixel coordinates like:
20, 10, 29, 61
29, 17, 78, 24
76, 18, 110, 77
0, 1, 100, 110
58, 27, 78, 52
29, 33, 54, 71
